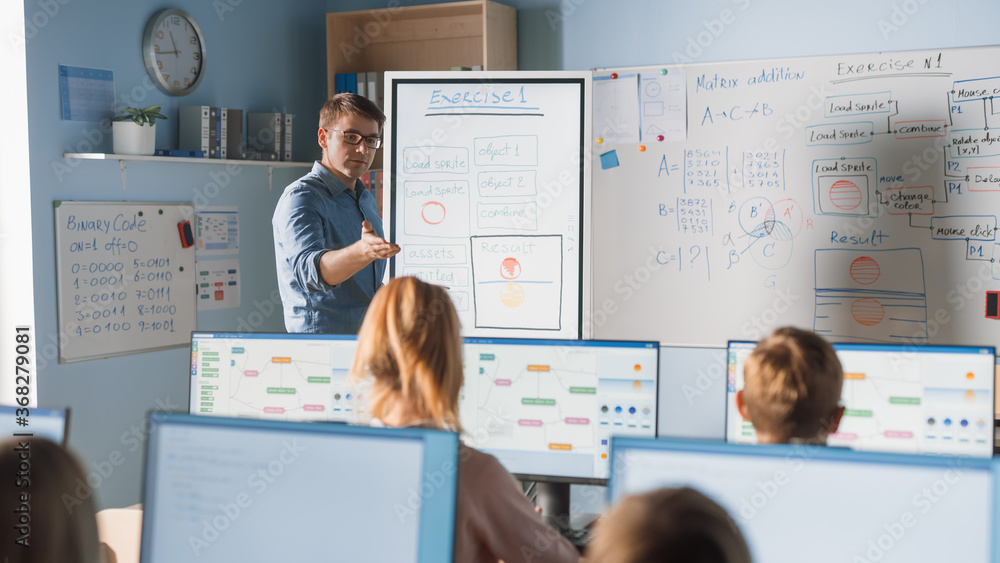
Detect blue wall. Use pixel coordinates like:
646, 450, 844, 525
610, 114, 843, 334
27, 0, 1000, 508
328, 0, 1000, 71
26, 0, 326, 508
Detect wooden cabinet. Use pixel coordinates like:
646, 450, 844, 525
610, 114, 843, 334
327, 0, 517, 169
326, 0, 517, 96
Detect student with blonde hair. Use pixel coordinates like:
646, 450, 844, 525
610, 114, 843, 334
351, 276, 579, 563
735, 326, 845, 444
587, 487, 752, 563
0, 437, 105, 563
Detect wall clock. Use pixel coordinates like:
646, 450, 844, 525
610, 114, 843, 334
142, 8, 205, 96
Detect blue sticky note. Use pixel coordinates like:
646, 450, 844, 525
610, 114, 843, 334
600, 150, 619, 170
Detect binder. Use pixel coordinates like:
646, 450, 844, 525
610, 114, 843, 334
335, 73, 346, 94
374, 72, 385, 109
247, 112, 281, 155
178, 106, 211, 154
225, 108, 244, 160
366, 72, 378, 105
357, 72, 367, 98
281, 114, 294, 162
245, 149, 279, 161
345, 72, 357, 94
219, 108, 228, 159
208, 107, 218, 158
154, 148, 205, 158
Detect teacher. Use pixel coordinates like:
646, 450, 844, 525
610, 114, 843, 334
272, 93, 399, 334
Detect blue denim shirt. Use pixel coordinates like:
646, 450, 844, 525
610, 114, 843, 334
272, 162, 386, 334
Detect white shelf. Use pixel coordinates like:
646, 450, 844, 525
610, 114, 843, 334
63, 153, 313, 167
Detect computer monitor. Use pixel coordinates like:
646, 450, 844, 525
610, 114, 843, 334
0, 405, 69, 445
140, 412, 458, 563
460, 337, 657, 528
657, 346, 727, 440
726, 341, 996, 457
189, 332, 361, 422
460, 337, 659, 485
608, 437, 998, 563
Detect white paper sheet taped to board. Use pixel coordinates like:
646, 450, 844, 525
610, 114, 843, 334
54, 201, 196, 362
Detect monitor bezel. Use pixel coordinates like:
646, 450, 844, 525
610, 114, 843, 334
607, 435, 999, 506
461, 336, 660, 486
724, 340, 997, 449
0, 405, 70, 446
139, 411, 459, 563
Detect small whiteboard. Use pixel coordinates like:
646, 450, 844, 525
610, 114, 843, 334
54, 201, 196, 363
385, 72, 592, 339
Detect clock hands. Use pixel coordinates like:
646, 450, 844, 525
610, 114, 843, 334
169, 31, 179, 58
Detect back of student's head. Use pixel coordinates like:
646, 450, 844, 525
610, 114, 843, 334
351, 276, 464, 431
587, 487, 752, 563
742, 326, 843, 443
0, 437, 102, 563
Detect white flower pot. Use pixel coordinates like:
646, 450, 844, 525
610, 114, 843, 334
112, 121, 156, 156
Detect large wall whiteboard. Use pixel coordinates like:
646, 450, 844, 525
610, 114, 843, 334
54, 201, 196, 362
386, 72, 591, 338
592, 46, 1000, 347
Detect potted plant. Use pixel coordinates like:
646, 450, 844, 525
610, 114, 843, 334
112, 105, 166, 156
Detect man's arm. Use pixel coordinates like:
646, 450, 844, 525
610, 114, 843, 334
318, 220, 399, 286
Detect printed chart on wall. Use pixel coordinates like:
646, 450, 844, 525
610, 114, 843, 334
54, 201, 196, 362
592, 46, 1000, 348
386, 72, 591, 338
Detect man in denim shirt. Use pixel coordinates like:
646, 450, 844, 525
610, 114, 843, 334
272, 94, 399, 333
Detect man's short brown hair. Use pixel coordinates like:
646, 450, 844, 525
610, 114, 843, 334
319, 92, 385, 131
743, 327, 843, 442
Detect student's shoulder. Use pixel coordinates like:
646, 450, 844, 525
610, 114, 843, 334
458, 444, 516, 484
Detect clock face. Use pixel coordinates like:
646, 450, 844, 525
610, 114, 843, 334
143, 9, 205, 96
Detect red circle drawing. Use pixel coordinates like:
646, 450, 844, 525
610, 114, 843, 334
829, 180, 863, 211
849, 256, 881, 285
421, 201, 446, 225
500, 257, 521, 280
851, 298, 885, 326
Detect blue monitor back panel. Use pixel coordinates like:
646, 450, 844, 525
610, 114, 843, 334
657, 345, 727, 441
140, 413, 458, 563
0, 405, 69, 445
609, 437, 1000, 563
189, 332, 360, 422
459, 337, 659, 484
726, 342, 996, 456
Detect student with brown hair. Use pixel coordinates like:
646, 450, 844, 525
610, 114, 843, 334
586, 487, 752, 563
350, 276, 579, 563
0, 437, 105, 563
735, 326, 846, 444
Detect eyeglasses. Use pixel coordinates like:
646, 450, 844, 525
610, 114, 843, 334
326, 129, 382, 149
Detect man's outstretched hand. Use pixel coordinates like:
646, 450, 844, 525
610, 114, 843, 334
359, 220, 400, 260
